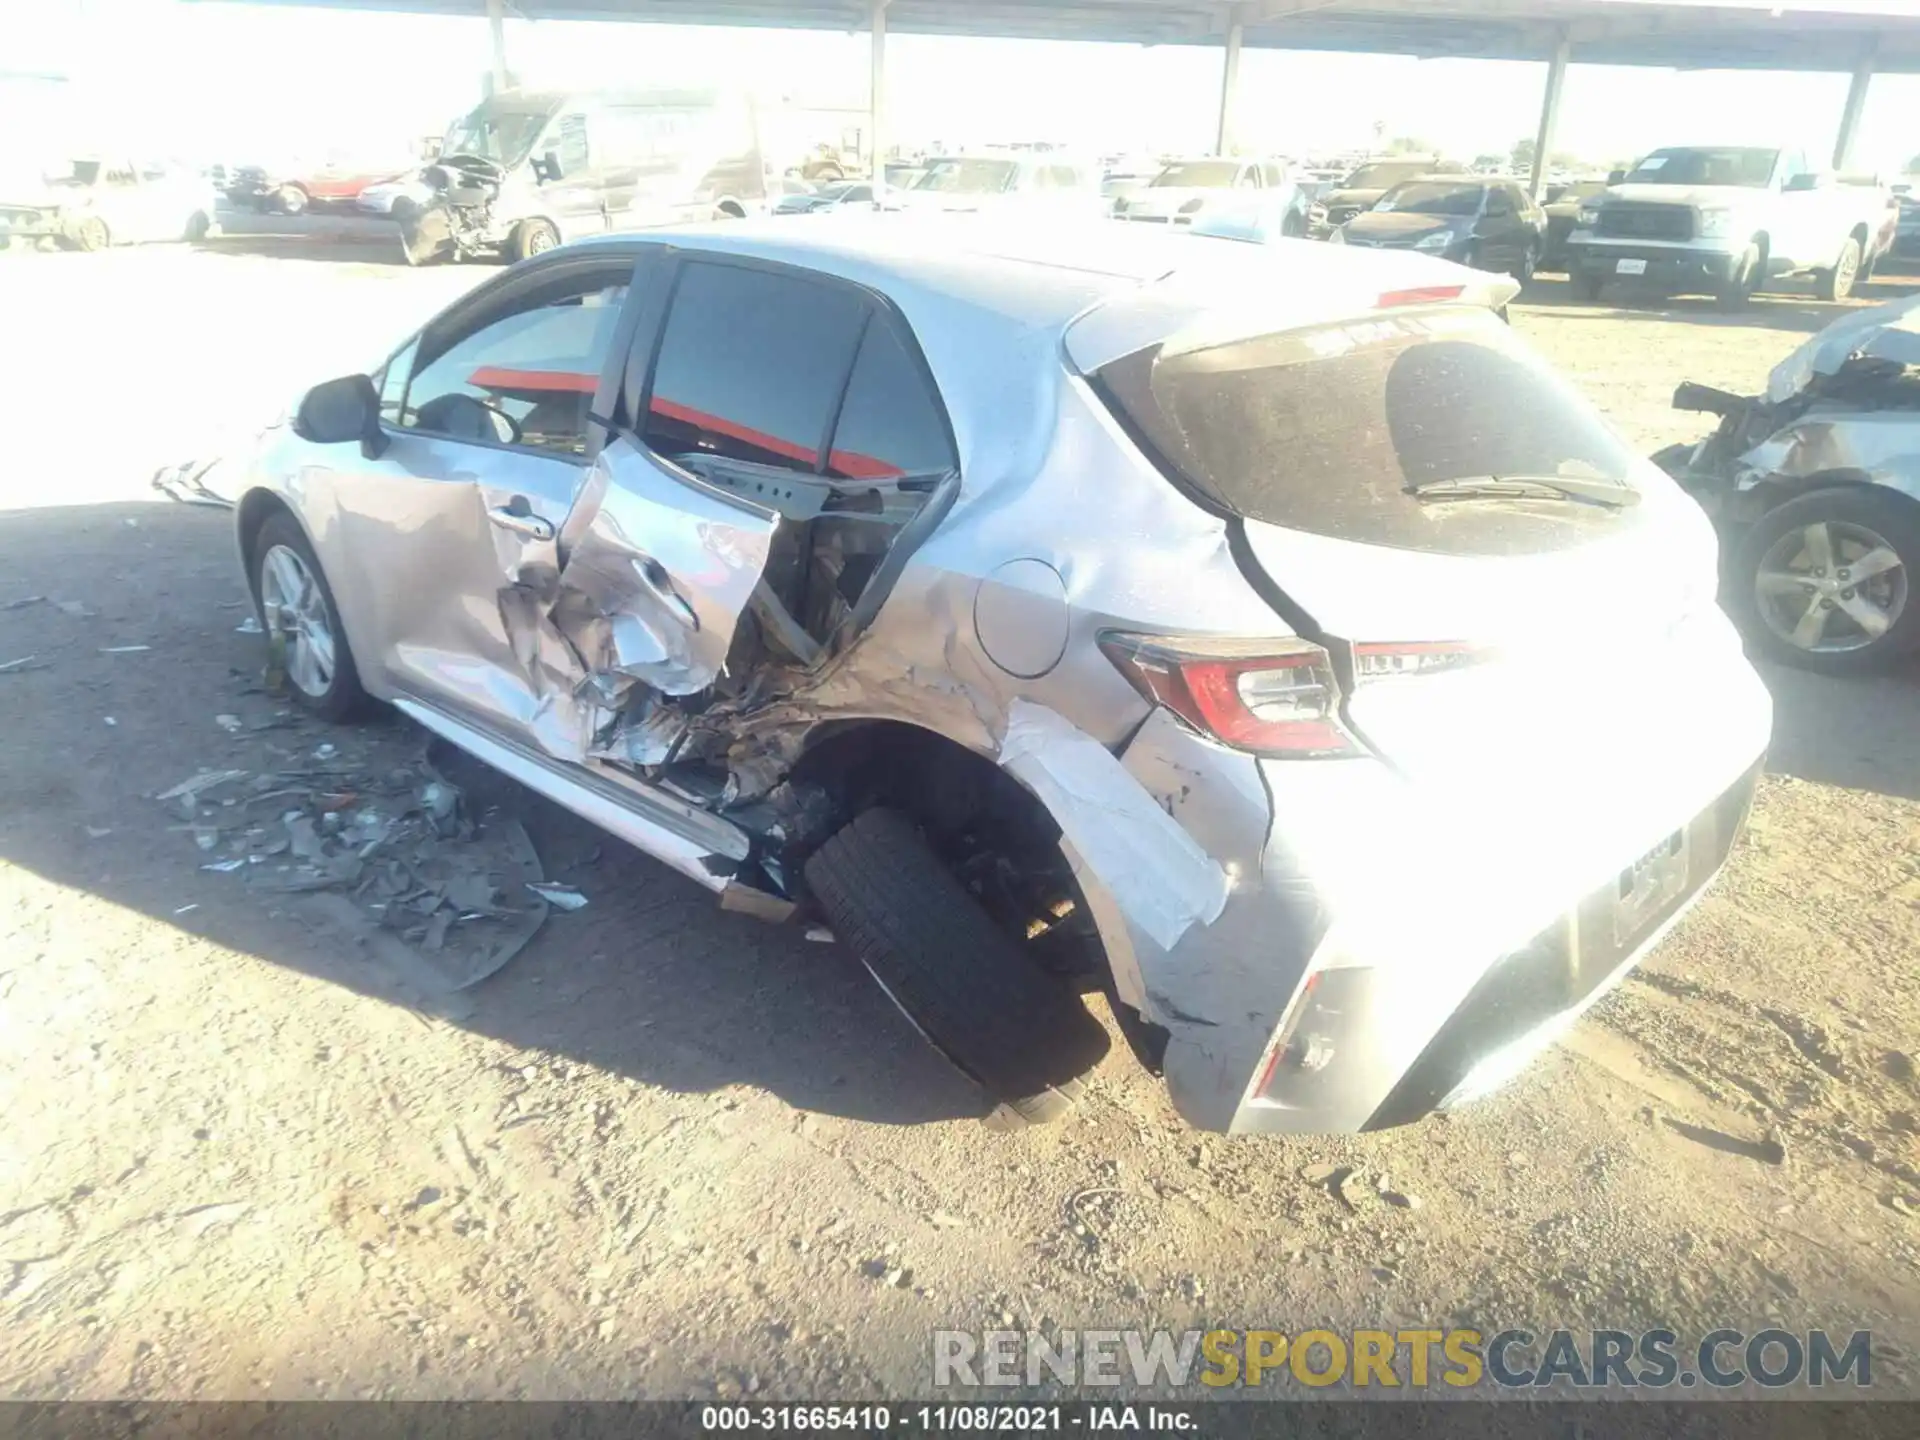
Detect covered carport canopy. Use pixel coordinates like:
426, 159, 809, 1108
224, 0, 1920, 191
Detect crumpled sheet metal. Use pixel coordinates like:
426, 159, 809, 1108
1736, 410, 1920, 501
1767, 293, 1920, 403
552, 440, 774, 697
996, 698, 1229, 953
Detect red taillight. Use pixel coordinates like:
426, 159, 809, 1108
1098, 633, 1363, 759
1377, 284, 1465, 308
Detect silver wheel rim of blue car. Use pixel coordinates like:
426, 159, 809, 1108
260, 543, 337, 697
1755, 519, 1907, 654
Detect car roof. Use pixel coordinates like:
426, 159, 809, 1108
578, 213, 1510, 363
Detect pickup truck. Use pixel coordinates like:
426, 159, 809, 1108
1563, 145, 1893, 308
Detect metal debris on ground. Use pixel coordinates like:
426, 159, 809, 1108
53, 600, 96, 619
0, 656, 46, 674
215, 714, 244, 734
525, 882, 589, 911
160, 746, 551, 991
100, 645, 152, 654
2, 596, 46, 610
235, 615, 264, 635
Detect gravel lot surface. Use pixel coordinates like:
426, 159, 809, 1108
3, 236, 1918, 1402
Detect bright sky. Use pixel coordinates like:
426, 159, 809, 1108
7, 0, 1920, 174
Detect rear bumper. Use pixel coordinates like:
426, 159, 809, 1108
0, 211, 65, 241
1567, 240, 1744, 290
1097, 629, 1770, 1135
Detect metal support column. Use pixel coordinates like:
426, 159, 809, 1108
486, 0, 508, 95
1528, 30, 1570, 199
870, 0, 890, 206
1216, 6, 1245, 156
1834, 54, 1874, 171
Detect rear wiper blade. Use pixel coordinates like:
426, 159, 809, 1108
1407, 475, 1640, 508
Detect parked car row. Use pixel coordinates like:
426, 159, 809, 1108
0, 158, 218, 250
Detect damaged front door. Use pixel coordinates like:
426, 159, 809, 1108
324, 255, 638, 752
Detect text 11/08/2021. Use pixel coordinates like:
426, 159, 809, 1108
701, 1405, 1194, 1431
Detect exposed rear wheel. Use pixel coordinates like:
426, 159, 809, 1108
804, 808, 1110, 1125
274, 184, 309, 217
1731, 487, 1920, 674
72, 216, 110, 252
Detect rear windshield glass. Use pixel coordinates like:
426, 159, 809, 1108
1094, 308, 1645, 555
1344, 162, 1428, 191
1625, 147, 1776, 187
913, 159, 1017, 194
1154, 161, 1240, 188
1374, 182, 1483, 215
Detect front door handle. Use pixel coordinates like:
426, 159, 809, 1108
488, 503, 555, 543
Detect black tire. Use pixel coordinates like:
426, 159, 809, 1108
1716, 244, 1761, 310
250, 514, 369, 721
804, 808, 1110, 1125
72, 216, 110, 252
1511, 239, 1539, 284
1816, 236, 1863, 302
184, 210, 212, 243
1574, 271, 1605, 302
1729, 486, 1920, 675
507, 218, 559, 264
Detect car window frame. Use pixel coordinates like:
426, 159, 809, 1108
621, 248, 960, 513
384, 246, 652, 466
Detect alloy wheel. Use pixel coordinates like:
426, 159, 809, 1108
1754, 519, 1907, 654
259, 543, 337, 698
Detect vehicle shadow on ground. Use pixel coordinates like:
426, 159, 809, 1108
1755, 657, 1920, 801
0, 501, 991, 1130
1520, 273, 1919, 333
197, 234, 410, 265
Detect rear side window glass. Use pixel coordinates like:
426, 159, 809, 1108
1096, 308, 1644, 555
644, 261, 867, 473
827, 321, 955, 480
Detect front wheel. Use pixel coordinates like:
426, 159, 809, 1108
506, 217, 559, 264
1816, 236, 1863, 302
1511, 239, 1539, 284
252, 514, 369, 720
274, 184, 309, 217
804, 808, 1110, 1126
71, 216, 110, 252
1730, 487, 1920, 674
1715, 244, 1761, 310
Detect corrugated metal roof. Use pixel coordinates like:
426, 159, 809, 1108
208, 1, 1920, 73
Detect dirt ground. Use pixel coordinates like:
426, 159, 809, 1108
3, 236, 1919, 1402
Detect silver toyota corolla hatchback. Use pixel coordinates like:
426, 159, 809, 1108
228, 216, 1771, 1133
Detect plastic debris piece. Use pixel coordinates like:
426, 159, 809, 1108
420, 781, 459, 823
85, 826, 112, 839
159, 769, 250, 802
526, 882, 589, 911
235, 615, 264, 635
0, 656, 45, 674
192, 828, 221, 852
313, 743, 338, 761
103, 717, 117, 727
201, 858, 247, 873
100, 645, 152, 654
805, 925, 835, 944
174, 903, 200, 916
2, 596, 45, 611
215, 714, 244, 734
53, 600, 96, 619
